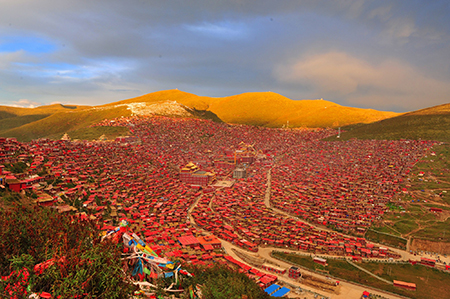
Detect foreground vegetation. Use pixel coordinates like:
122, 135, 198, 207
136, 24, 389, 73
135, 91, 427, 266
0, 204, 135, 298
0, 196, 273, 298
273, 251, 450, 299
172, 264, 272, 299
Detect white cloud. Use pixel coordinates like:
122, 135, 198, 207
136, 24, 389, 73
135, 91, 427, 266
275, 51, 450, 110
11, 99, 41, 108
184, 21, 248, 40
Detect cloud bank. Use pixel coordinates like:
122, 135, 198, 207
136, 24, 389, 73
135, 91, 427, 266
275, 51, 450, 110
0, 0, 449, 112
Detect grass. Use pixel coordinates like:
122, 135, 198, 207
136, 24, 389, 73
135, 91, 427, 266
393, 220, 419, 235
408, 144, 450, 191
207, 91, 397, 128
105, 89, 213, 111
367, 143, 450, 244
0, 90, 401, 142
272, 252, 397, 294
333, 105, 450, 142
47, 126, 130, 141
359, 261, 450, 299
0, 111, 16, 120
0, 90, 432, 141
0, 114, 51, 132
0, 104, 90, 117
0, 106, 131, 142
386, 202, 404, 211
273, 252, 388, 287
0, 204, 136, 298
369, 224, 402, 236
273, 251, 450, 299
102, 89, 398, 128
365, 229, 407, 249
412, 218, 450, 242
370, 202, 450, 242
423, 203, 450, 211
2, 90, 450, 142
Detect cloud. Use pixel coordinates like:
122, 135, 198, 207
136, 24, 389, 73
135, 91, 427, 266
11, 99, 42, 108
275, 51, 450, 110
0, 50, 27, 69
184, 21, 248, 40
0, 1, 449, 112
381, 18, 417, 46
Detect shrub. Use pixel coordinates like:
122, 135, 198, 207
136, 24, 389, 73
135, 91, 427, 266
0, 204, 136, 298
182, 264, 272, 299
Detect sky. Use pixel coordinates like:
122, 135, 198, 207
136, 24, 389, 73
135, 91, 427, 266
0, 0, 449, 112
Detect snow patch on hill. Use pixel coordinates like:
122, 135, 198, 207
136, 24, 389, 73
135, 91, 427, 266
125, 101, 192, 117
97, 101, 193, 117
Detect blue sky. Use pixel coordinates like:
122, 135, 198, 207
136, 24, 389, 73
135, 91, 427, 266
0, 0, 449, 112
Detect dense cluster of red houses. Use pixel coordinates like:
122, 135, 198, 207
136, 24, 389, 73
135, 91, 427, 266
0, 116, 436, 272
270, 139, 432, 234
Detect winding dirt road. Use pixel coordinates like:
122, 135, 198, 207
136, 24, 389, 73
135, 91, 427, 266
184, 163, 448, 298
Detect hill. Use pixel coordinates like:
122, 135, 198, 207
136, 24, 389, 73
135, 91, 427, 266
0, 93, 224, 142
0, 90, 400, 141
207, 92, 398, 127
0, 105, 132, 142
0, 104, 92, 132
333, 103, 450, 142
103, 89, 399, 127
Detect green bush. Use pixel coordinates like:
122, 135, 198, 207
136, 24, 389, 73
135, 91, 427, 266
183, 264, 272, 299
0, 204, 136, 298
5, 162, 28, 174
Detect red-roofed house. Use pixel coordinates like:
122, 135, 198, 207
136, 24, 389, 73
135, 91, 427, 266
177, 235, 200, 248
198, 235, 222, 250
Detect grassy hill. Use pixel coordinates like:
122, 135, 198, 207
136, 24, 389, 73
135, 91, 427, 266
208, 92, 398, 127
0, 104, 94, 139
0, 93, 220, 141
103, 89, 399, 127
333, 103, 450, 142
0, 104, 89, 117
0, 89, 403, 141
0, 106, 131, 142
103, 89, 212, 111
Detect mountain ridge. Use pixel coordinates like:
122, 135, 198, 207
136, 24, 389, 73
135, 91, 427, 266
102, 89, 399, 127
0, 89, 431, 142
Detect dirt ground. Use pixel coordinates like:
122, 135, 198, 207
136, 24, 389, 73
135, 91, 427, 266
410, 238, 450, 255
286, 291, 320, 299
301, 274, 339, 294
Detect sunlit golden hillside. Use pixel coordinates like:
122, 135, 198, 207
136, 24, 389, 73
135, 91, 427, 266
0, 90, 402, 141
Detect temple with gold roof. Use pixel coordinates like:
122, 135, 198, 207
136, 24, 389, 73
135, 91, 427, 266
180, 162, 216, 186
